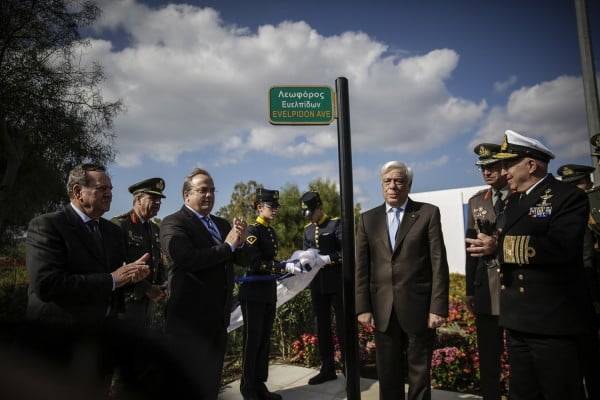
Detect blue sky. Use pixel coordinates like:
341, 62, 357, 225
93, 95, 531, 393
82, 0, 600, 219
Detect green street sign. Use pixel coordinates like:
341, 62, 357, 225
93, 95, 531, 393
268, 86, 336, 125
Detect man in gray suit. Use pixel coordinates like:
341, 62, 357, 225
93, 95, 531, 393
355, 160, 449, 400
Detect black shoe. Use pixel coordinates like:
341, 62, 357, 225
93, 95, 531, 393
257, 384, 282, 400
308, 370, 337, 385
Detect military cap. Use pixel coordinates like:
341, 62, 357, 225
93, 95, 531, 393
473, 143, 501, 166
493, 129, 555, 162
300, 191, 322, 217
255, 188, 280, 207
590, 133, 600, 156
128, 177, 166, 198
557, 164, 595, 183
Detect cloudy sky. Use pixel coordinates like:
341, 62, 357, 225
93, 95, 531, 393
82, 0, 600, 219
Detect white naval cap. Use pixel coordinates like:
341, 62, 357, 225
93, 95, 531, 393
492, 129, 555, 162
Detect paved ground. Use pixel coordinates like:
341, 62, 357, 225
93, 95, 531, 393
219, 363, 482, 400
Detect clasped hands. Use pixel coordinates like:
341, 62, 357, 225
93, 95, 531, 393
112, 253, 151, 288
284, 248, 332, 274
465, 229, 501, 258
224, 217, 248, 248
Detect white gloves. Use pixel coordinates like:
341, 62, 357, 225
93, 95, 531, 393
285, 260, 305, 274
317, 254, 331, 266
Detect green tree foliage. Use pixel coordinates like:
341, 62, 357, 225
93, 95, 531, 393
0, 0, 123, 245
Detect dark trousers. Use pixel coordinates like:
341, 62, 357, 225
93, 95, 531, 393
311, 288, 345, 371
579, 327, 600, 400
475, 314, 504, 400
507, 330, 586, 400
167, 328, 227, 400
240, 300, 276, 397
374, 310, 435, 400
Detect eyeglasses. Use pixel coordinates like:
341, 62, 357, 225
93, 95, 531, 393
190, 187, 217, 195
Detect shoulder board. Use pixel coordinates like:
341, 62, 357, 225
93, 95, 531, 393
251, 221, 260, 226
114, 212, 130, 220
304, 222, 313, 229
330, 216, 341, 221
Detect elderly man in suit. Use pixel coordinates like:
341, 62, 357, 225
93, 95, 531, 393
355, 160, 450, 400
160, 167, 248, 399
468, 130, 591, 400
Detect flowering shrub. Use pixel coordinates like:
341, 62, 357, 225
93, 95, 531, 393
290, 333, 320, 367
357, 323, 376, 364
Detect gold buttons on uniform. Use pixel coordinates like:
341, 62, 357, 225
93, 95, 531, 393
501, 285, 506, 290
519, 287, 525, 293
518, 274, 524, 280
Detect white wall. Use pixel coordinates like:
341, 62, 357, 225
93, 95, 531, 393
410, 185, 488, 274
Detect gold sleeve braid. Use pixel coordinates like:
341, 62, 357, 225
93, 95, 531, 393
503, 235, 536, 264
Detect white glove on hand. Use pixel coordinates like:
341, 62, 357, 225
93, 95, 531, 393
285, 260, 304, 274
313, 254, 331, 269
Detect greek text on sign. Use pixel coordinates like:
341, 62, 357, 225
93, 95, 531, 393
268, 86, 336, 125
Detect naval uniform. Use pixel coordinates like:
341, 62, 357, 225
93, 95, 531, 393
238, 217, 288, 399
112, 210, 166, 330
465, 187, 508, 399
303, 214, 345, 373
497, 174, 590, 400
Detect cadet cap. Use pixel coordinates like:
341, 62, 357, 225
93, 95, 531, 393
300, 191, 322, 217
128, 177, 166, 198
255, 188, 280, 207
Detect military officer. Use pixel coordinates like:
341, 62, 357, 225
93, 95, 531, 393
469, 130, 591, 400
465, 143, 509, 400
300, 191, 345, 385
112, 177, 168, 330
557, 164, 594, 191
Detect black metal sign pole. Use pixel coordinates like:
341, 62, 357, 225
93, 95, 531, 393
335, 77, 360, 400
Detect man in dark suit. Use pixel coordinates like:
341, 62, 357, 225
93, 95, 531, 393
355, 160, 449, 400
24, 163, 151, 393
300, 190, 345, 385
469, 130, 591, 400
465, 143, 509, 400
159, 167, 248, 400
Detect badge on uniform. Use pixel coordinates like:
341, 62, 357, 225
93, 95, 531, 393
528, 189, 552, 218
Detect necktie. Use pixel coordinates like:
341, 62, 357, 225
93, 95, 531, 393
86, 220, 103, 251
493, 190, 503, 216
388, 208, 400, 248
203, 216, 222, 244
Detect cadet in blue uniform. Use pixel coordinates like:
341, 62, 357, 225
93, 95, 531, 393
112, 177, 168, 331
465, 144, 509, 400
471, 130, 591, 400
238, 189, 306, 400
300, 191, 345, 385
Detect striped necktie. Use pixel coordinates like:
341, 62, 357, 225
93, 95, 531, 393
203, 216, 222, 244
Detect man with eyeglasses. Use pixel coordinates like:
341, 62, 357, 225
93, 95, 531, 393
468, 130, 591, 400
160, 167, 249, 399
24, 163, 151, 393
464, 143, 509, 400
355, 160, 449, 400
111, 177, 168, 331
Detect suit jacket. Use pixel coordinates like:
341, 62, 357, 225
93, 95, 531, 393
355, 199, 450, 334
498, 174, 591, 335
465, 187, 508, 316
160, 206, 246, 336
26, 205, 125, 325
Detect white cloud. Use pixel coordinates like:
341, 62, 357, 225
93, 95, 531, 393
85, 1, 487, 167
473, 75, 589, 159
494, 75, 518, 93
